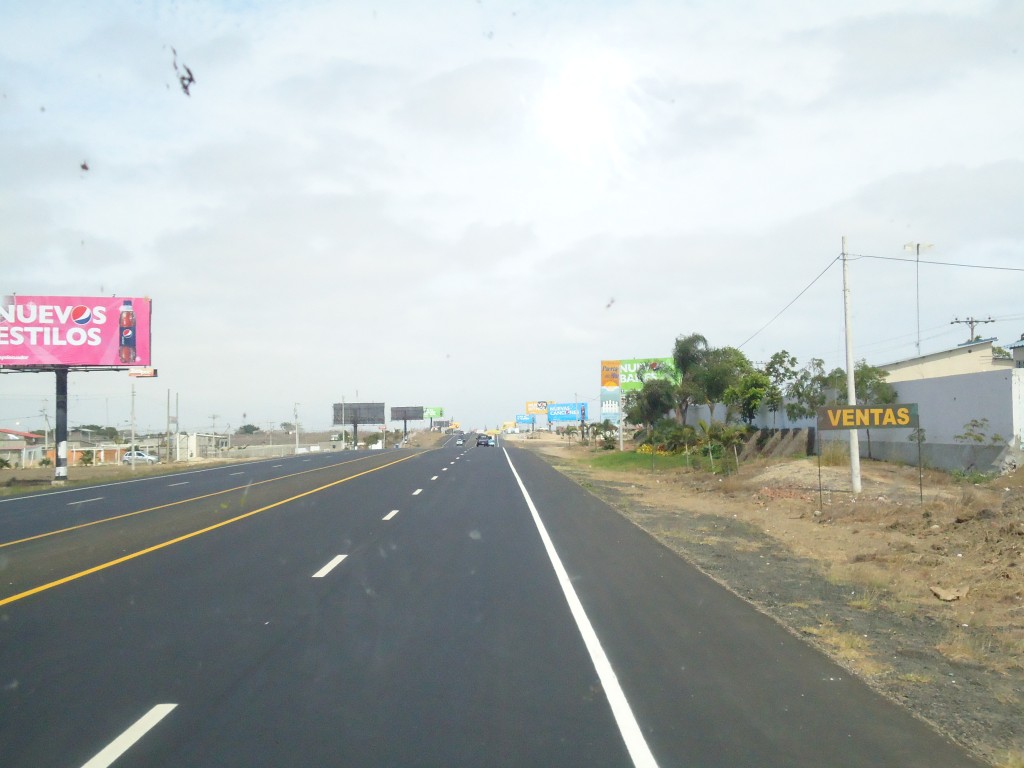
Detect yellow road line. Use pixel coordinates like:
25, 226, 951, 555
0, 452, 422, 608
0, 452, 419, 550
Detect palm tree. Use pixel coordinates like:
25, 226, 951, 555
672, 333, 709, 425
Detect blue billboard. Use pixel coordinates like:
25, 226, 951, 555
515, 414, 535, 425
547, 402, 587, 422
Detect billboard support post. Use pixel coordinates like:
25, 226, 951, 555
54, 366, 68, 483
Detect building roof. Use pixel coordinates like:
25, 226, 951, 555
0, 428, 42, 440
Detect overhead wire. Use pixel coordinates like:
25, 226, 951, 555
850, 253, 1024, 272
737, 256, 839, 350
737, 250, 1022, 354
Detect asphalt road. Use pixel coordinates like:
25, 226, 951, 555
0, 440, 985, 767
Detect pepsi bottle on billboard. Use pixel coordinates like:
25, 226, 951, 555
118, 299, 136, 363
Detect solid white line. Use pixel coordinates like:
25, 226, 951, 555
166, 481, 189, 487
412, 489, 422, 496
229, 471, 245, 476
383, 510, 399, 521
80, 703, 177, 768
312, 554, 347, 578
67, 497, 103, 506
502, 449, 660, 768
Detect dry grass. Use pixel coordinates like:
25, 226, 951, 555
995, 751, 1024, 768
800, 619, 890, 677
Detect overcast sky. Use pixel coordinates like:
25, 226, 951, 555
2, 0, 1023, 435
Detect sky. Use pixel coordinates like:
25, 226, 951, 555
2, 0, 1023, 436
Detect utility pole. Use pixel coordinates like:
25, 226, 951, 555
294, 402, 300, 454
842, 237, 862, 494
904, 242, 933, 356
951, 316, 994, 344
130, 382, 137, 471
166, 389, 171, 462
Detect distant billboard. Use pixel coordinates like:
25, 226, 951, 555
618, 358, 678, 392
515, 414, 535, 425
548, 402, 587, 422
333, 402, 385, 425
600, 387, 621, 424
435, 419, 452, 429
601, 360, 620, 388
526, 401, 549, 415
424, 407, 444, 419
391, 406, 424, 421
0, 295, 152, 367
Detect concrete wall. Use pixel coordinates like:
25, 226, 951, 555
818, 369, 1022, 472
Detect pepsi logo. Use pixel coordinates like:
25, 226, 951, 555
121, 329, 134, 340
71, 305, 92, 325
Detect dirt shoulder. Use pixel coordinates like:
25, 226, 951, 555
509, 432, 1023, 767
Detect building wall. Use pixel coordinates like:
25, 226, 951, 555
883, 340, 1013, 383
817, 369, 1022, 471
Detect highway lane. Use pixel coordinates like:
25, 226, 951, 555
0, 450, 426, 601
0, 441, 985, 766
0, 450, 400, 542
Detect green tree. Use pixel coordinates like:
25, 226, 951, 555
237, 424, 261, 435
763, 350, 798, 425
785, 358, 844, 420
724, 370, 772, 424
625, 378, 676, 438
693, 346, 752, 422
852, 361, 896, 458
671, 333, 709, 425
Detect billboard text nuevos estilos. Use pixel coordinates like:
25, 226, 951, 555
0, 295, 152, 367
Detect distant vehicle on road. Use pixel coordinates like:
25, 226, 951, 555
476, 434, 490, 446
122, 450, 159, 464
456, 438, 464, 445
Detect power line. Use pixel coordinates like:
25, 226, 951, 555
850, 253, 1024, 272
737, 256, 839, 350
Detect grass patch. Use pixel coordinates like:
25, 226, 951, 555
800, 619, 890, 676
589, 451, 697, 472
819, 440, 849, 466
996, 750, 1024, 768
896, 672, 936, 684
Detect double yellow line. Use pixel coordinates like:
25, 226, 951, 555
0, 452, 422, 608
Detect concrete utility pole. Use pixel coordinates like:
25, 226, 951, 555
842, 237, 862, 494
951, 316, 994, 344
293, 402, 300, 454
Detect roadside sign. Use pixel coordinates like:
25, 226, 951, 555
817, 404, 918, 431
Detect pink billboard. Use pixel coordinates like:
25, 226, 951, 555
0, 295, 152, 367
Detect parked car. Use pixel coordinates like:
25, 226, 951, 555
122, 450, 159, 464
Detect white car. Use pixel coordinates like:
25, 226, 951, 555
122, 450, 159, 464
456, 438, 464, 445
